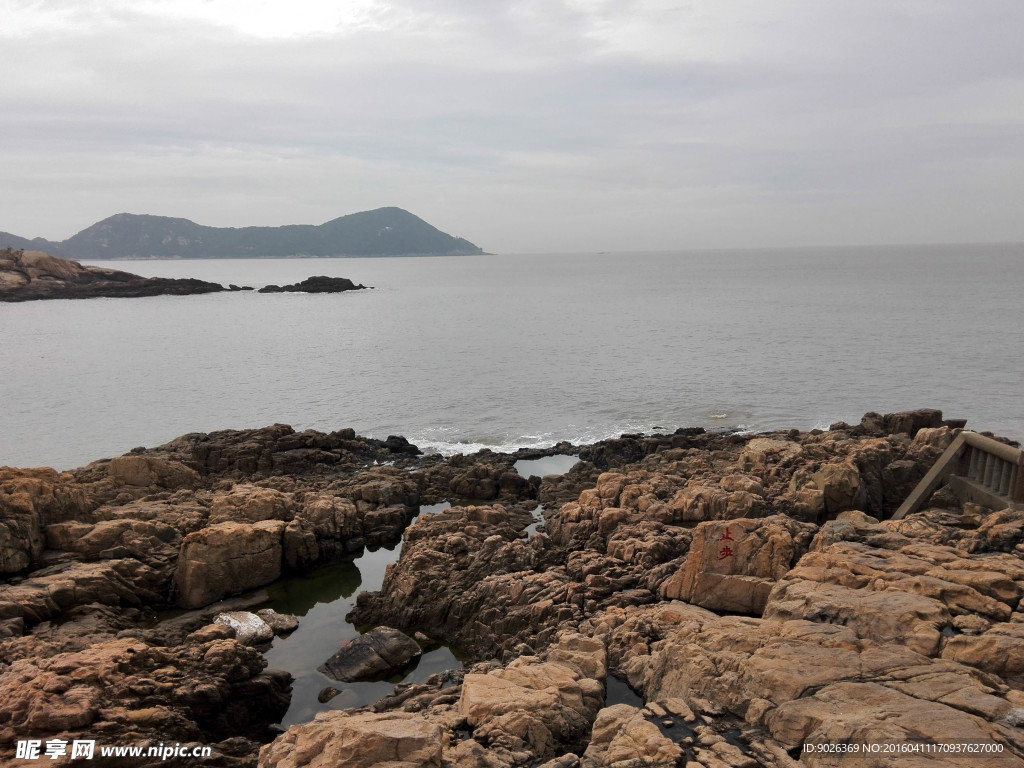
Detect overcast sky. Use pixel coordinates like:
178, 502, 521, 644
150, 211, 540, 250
2, 1, 1023, 252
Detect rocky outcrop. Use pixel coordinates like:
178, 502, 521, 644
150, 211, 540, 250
150, 423, 435, 478
3, 409, 1023, 767
0, 559, 165, 640
108, 455, 201, 489
580, 704, 683, 768
44, 517, 182, 576
257, 710, 444, 768
593, 601, 1024, 766
257, 276, 368, 293
282, 493, 363, 571
0, 248, 242, 301
459, 655, 604, 760
0, 467, 94, 574
350, 504, 575, 659
0, 635, 290, 757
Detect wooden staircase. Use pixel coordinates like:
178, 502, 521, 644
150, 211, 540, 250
892, 431, 1024, 520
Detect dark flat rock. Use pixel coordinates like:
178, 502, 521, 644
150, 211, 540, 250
257, 276, 368, 294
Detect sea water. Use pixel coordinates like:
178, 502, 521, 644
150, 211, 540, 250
1, 245, 1021, 470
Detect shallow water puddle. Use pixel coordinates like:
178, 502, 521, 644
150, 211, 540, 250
261, 541, 462, 727
605, 674, 644, 708
513, 454, 580, 478
418, 501, 452, 515
524, 504, 546, 537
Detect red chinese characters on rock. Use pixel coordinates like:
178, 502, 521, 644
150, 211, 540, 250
717, 527, 735, 561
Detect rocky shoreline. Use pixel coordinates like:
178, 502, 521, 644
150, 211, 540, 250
0, 250, 369, 302
0, 249, 242, 302
1, 410, 1023, 766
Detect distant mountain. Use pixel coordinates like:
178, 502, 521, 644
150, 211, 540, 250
0, 231, 63, 254
0, 207, 484, 259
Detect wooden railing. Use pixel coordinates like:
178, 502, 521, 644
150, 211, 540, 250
891, 431, 1023, 519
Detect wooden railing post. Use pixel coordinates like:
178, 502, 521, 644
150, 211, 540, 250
1015, 453, 1024, 504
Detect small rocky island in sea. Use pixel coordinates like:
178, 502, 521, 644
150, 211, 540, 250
0, 249, 369, 302
1, 410, 1023, 767
258, 276, 368, 294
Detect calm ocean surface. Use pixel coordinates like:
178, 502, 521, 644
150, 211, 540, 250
1, 245, 1021, 470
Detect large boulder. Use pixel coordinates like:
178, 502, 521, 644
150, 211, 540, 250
660, 516, 816, 614
580, 704, 683, 768
173, 521, 285, 609
736, 438, 803, 474
666, 486, 764, 523
811, 460, 866, 515
91, 498, 211, 536
258, 711, 443, 768
459, 656, 604, 760
318, 627, 422, 682
883, 408, 944, 436
544, 633, 607, 681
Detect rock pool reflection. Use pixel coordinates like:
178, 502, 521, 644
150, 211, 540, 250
513, 454, 580, 478
262, 543, 463, 727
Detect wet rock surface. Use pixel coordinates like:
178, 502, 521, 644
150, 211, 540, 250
2, 409, 1023, 766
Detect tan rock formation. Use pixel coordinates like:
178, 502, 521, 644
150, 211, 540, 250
0, 636, 289, 755
580, 704, 683, 767
108, 455, 200, 489
460, 656, 604, 759
258, 711, 444, 768
595, 601, 1024, 765
0, 467, 93, 573
660, 515, 816, 614
208, 484, 297, 525
281, 493, 362, 570
44, 518, 180, 570
173, 520, 285, 608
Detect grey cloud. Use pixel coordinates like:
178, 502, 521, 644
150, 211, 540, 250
1, 0, 1022, 250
